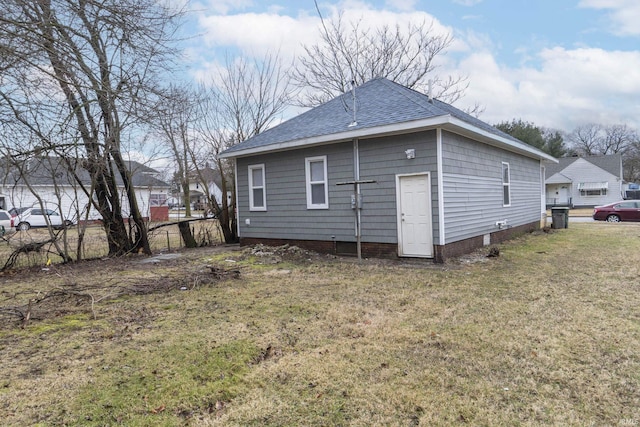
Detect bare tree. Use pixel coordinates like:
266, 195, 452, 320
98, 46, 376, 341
0, 0, 184, 256
568, 123, 637, 156
196, 53, 293, 243
291, 3, 466, 107
624, 142, 640, 183
602, 124, 637, 155
153, 85, 201, 218
567, 124, 604, 155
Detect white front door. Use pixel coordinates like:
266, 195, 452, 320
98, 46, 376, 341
397, 174, 433, 257
558, 186, 570, 204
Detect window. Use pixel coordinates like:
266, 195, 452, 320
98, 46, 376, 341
502, 162, 511, 207
616, 202, 638, 209
149, 193, 167, 207
578, 182, 608, 197
248, 164, 266, 211
305, 156, 329, 209
580, 189, 607, 197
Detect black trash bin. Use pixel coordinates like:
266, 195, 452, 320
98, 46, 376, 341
551, 207, 569, 229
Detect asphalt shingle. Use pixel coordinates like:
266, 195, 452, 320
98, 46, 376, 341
222, 78, 525, 155
545, 154, 622, 178
1, 158, 170, 188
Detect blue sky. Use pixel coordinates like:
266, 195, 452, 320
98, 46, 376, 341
183, 0, 640, 133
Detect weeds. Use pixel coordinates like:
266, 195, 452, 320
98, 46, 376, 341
0, 224, 639, 425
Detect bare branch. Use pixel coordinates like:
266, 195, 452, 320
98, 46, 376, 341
292, 8, 466, 107
0, 0, 186, 257
193, 52, 293, 243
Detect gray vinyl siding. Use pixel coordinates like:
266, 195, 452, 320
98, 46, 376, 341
237, 130, 438, 245
237, 128, 543, 247
442, 131, 542, 244
237, 143, 356, 241
358, 130, 438, 244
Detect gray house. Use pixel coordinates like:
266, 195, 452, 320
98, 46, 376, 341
545, 154, 623, 208
220, 78, 557, 262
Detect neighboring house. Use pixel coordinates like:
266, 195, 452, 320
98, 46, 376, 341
0, 157, 171, 222
187, 166, 224, 209
545, 154, 623, 208
220, 78, 557, 262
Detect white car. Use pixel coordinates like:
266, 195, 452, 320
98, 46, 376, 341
0, 210, 14, 235
14, 207, 73, 231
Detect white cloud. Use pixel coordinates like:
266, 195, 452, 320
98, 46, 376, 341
456, 46, 640, 131
190, 2, 640, 133
579, 0, 640, 36
194, 3, 454, 62
197, 12, 318, 59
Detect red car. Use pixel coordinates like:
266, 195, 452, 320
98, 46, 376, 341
593, 200, 640, 222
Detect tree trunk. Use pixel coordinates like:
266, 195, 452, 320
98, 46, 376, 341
111, 151, 152, 255
178, 222, 197, 248
103, 215, 133, 255
182, 181, 192, 217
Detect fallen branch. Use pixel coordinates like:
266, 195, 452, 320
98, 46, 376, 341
0, 263, 241, 328
1, 238, 57, 272
147, 216, 215, 232
208, 265, 241, 280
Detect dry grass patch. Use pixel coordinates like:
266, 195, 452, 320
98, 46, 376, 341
0, 219, 222, 270
0, 224, 639, 426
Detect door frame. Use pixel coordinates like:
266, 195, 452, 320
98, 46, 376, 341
395, 172, 433, 258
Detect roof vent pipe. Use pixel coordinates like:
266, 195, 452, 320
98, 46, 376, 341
428, 79, 433, 103
348, 79, 358, 127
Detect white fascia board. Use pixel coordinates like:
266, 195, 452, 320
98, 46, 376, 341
220, 114, 560, 163
218, 116, 449, 159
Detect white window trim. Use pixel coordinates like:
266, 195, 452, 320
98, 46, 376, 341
248, 164, 266, 211
502, 161, 511, 207
305, 156, 329, 209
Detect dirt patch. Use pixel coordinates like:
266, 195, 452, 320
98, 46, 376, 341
241, 243, 328, 264
0, 245, 242, 329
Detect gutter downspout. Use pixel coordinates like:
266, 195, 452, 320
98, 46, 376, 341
234, 159, 239, 239
354, 138, 361, 259
540, 164, 547, 227
436, 128, 445, 246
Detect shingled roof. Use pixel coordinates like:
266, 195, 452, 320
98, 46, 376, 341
1, 157, 170, 188
545, 154, 622, 179
220, 78, 557, 163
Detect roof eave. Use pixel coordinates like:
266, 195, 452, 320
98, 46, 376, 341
219, 116, 450, 159
220, 114, 558, 163
443, 117, 558, 163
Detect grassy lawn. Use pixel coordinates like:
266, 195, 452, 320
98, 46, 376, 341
546, 207, 593, 217
0, 223, 639, 426
567, 207, 594, 217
